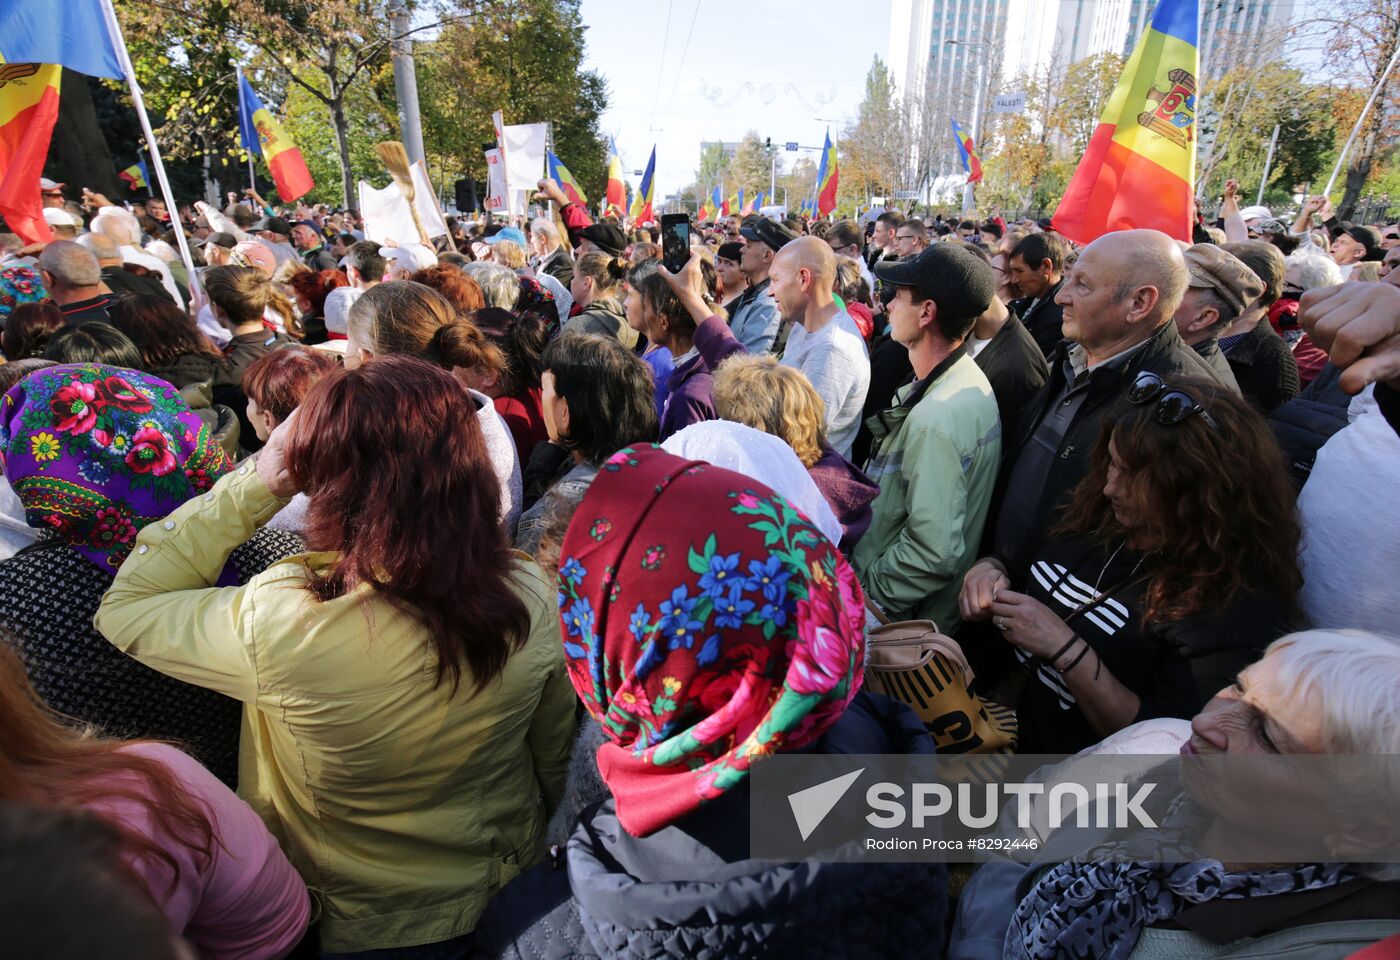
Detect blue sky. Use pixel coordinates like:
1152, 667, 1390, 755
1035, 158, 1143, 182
576, 0, 892, 199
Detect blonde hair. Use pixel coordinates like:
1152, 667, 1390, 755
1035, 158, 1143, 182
1349, 260, 1382, 283
490, 239, 527, 271
203, 264, 296, 334
713, 354, 827, 467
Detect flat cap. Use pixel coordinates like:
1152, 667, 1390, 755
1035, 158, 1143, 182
873, 243, 998, 319
1185, 243, 1267, 315
739, 218, 799, 252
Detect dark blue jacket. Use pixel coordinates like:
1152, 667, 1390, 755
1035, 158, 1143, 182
470, 692, 949, 960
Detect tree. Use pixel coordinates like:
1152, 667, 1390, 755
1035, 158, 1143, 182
777, 157, 818, 211
837, 57, 910, 213
727, 132, 773, 199
692, 142, 731, 197
417, 0, 608, 203
1316, 0, 1400, 217
1052, 52, 1123, 156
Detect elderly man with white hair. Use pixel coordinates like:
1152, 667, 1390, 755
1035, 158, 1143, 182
528, 217, 573, 287
90, 205, 183, 307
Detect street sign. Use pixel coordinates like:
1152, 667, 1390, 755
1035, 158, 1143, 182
993, 92, 1027, 114
892, 189, 920, 200
633, 169, 644, 176
785, 141, 799, 151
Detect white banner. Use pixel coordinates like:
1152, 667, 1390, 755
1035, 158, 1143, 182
484, 147, 508, 213
358, 161, 450, 245
501, 122, 548, 217
993, 92, 1027, 114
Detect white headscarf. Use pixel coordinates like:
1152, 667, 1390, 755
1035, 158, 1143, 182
661, 420, 842, 547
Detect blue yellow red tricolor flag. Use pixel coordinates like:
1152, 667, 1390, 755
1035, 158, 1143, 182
605, 136, 626, 217
0, 1, 124, 80
1052, 0, 1198, 244
547, 151, 587, 206
629, 145, 656, 222
237, 69, 314, 203
701, 185, 721, 221
747, 191, 766, 214
815, 128, 840, 216
951, 119, 982, 185
0, 63, 62, 244
118, 158, 149, 191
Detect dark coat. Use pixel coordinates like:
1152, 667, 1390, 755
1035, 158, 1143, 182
470, 692, 949, 960
100, 265, 171, 302
1226, 318, 1300, 414
538, 246, 575, 288
1267, 363, 1352, 491
1192, 336, 1242, 394
852, 332, 913, 467
973, 313, 1050, 444
212, 329, 293, 453
994, 320, 1224, 572
1009, 277, 1066, 359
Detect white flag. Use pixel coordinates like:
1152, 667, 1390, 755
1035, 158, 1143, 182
358, 162, 449, 245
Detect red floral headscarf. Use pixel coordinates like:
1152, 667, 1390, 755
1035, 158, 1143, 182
557, 445, 865, 836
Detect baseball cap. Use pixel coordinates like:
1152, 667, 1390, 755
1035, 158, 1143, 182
293, 219, 320, 234
716, 241, 743, 263
230, 240, 278, 275
738, 218, 799, 252
39, 178, 65, 191
379, 242, 439, 274
1238, 205, 1272, 223
873, 244, 998, 319
1254, 218, 1287, 236
1184, 244, 1266, 315
1343, 225, 1383, 260
42, 207, 76, 227
255, 216, 292, 236
324, 286, 365, 336
485, 227, 527, 247
198, 231, 239, 249
577, 222, 628, 256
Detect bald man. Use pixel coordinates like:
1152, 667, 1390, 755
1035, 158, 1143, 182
660, 234, 870, 456
969, 228, 1226, 582
765, 237, 871, 456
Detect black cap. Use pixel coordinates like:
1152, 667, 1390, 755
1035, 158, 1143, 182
577, 222, 628, 256
738, 218, 799, 252
873, 244, 998, 319
257, 216, 291, 236
1345, 224, 1383, 260
198, 231, 238, 249
716, 241, 743, 263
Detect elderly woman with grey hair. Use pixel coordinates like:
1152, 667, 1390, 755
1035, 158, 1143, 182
951, 628, 1400, 960
463, 260, 523, 311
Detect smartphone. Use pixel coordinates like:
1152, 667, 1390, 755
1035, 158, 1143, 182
661, 213, 691, 273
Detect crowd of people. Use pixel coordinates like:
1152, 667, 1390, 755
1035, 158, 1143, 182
0, 170, 1398, 959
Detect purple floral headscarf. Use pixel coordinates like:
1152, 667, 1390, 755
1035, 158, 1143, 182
0, 364, 233, 574
557, 445, 866, 837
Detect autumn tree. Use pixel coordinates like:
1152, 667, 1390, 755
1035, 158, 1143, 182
837, 57, 910, 212
417, 0, 609, 202
727, 132, 774, 199
691, 142, 731, 198
1317, 0, 1400, 217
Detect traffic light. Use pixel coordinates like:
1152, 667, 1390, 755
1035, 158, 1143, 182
765, 136, 772, 151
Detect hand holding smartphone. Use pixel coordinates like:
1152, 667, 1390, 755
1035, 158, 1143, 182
661, 213, 691, 274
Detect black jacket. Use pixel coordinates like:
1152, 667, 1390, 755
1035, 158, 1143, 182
100, 265, 171, 302
538, 246, 574, 288
994, 320, 1224, 572
1191, 336, 1241, 394
1267, 363, 1352, 491
300, 246, 339, 272
1226, 318, 1300, 414
1009, 277, 1066, 359
973, 313, 1050, 445
471, 693, 949, 960
852, 332, 913, 467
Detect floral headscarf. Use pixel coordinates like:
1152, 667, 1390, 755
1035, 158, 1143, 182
0, 364, 233, 574
557, 445, 865, 837
0, 265, 47, 322
517, 275, 562, 334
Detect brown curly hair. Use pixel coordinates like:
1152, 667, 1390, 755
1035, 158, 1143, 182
1054, 378, 1302, 623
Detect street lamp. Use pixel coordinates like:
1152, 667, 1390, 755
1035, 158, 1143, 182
946, 39, 990, 216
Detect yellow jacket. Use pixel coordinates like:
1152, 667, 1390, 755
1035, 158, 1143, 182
95, 465, 577, 952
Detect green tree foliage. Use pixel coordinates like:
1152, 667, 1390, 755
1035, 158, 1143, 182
837, 56, 909, 214
726, 132, 775, 199
692, 142, 731, 197
417, 0, 609, 204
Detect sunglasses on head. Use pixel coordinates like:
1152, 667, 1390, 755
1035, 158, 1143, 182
1127, 372, 1219, 431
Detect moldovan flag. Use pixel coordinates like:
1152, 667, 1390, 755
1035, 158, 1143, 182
723, 190, 739, 217
951, 119, 982, 184
605, 136, 626, 217
815, 128, 839, 216
118, 159, 149, 191
698, 186, 719, 221
547, 151, 587, 205
629, 145, 655, 222
237, 70, 313, 203
1052, 0, 1198, 244
0, 63, 62, 245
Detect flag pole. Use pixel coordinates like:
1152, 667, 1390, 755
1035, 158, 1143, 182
99, 0, 200, 300
1323, 42, 1400, 199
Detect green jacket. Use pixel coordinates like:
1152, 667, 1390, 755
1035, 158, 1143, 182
95, 465, 577, 952
852, 350, 1001, 628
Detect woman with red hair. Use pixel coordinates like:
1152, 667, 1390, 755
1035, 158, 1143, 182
0, 644, 310, 957
286, 268, 348, 345
96, 355, 576, 957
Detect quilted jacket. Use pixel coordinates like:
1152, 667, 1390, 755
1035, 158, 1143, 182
471, 692, 950, 960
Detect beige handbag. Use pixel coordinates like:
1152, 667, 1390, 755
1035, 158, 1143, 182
863, 611, 1018, 756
